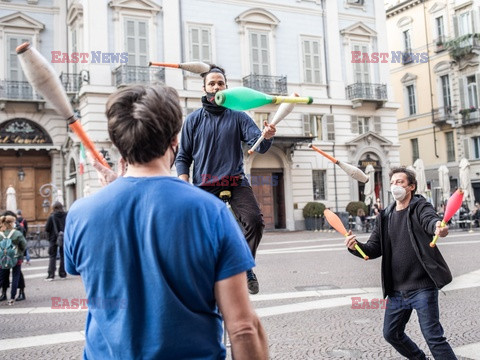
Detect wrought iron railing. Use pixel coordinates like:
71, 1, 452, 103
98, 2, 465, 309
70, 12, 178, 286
445, 33, 480, 60
0, 80, 42, 101
113, 65, 165, 87
433, 105, 456, 124
461, 111, 480, 126
60, 72, 83, 93
242, 74, 287, 95
346, 83, 387, 101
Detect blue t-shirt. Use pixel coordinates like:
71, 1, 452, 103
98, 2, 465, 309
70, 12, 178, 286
64, 176, 254, 360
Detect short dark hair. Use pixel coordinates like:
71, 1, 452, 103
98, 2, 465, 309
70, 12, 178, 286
389, 166, 417, 194
52, 201, 64, 212
201, 64, 227, 87
106, 85, 183, 164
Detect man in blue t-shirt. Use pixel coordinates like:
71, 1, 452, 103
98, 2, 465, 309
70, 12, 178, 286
175, 65, 277, 295
65, 85, 268, 360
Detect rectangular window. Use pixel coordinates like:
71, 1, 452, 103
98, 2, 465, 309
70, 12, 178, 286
458, 12, 472, 36
358, 117, 370, 134
411, 138, 419, 163
302, 38, 322, 84
440, 75, 451, 110
436, 16, 445, 41
403, 30, 411, 52
353, 43, 369, 83
312, 170, 326, 200
8, 35, 32, 81
473, 136, 480, 159
467, 75, 478, 108
189, 25, 211, 63
250, 31, 270, 75
326, 115, 335, 141
125, 19, 148, 66
446, 131, 455, 162
406, 85, 416, 115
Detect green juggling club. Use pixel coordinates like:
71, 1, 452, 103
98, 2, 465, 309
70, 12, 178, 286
215, 87, 313, 110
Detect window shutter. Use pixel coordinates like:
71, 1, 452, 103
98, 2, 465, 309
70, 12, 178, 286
373, 116, 381, 133
459, 77, 466, 110
302, 114, 311, 136
453, 16, 459, 37
464, 138, 470, 159
351, 115, 359, 133
325, 115, 335, 141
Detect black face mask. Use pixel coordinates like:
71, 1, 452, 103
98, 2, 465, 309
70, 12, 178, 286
202, 95, 227, 115
170, 145, 178, 169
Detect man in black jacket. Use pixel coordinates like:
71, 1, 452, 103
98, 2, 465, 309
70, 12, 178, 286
45, 201, 67, 281
345, 167, 456, 359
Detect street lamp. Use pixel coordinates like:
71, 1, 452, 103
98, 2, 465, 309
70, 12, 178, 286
39, 183, 59, 213
17, 167, 25, 182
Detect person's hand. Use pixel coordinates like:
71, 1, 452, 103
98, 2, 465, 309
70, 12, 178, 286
262, 121, 276, 140
344, 232, 357, 250
435, 220, 449, 238
87, 152, 126, 186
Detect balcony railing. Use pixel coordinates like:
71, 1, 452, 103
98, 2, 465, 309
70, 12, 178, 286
460, 108, 480, 126
433, 105, 456, 125
242, 74, 287, 95
60, 73, 83, 93
402, 49, 413, 64
0, 80, 41, 101
445, 33, 480, 60
434, 36, 447, 53
113, 65, 165, 87
346, 83, 387, 102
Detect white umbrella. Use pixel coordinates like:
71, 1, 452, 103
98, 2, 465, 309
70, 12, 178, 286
438, 165, 450, 203
5, 185, 17, 212
413, 158, 427, 198
459, 158, 475, 211
363, 164, 376, 206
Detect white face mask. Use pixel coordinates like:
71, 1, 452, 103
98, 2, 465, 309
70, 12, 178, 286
391, 185, 407, 201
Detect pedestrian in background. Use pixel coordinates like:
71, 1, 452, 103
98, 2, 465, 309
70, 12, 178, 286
345, 166, 456, 359
45, 202, 67, 281
0, 210, 27, 305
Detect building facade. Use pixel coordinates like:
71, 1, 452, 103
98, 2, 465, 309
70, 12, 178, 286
386, 0, 480, 209
0, 0, 399, 229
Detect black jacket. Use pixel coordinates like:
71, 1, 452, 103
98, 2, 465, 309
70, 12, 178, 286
45, 211, 67, 243
350, 195, 452, 298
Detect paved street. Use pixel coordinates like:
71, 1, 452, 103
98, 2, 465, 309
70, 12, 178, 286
1, 228, 480, 359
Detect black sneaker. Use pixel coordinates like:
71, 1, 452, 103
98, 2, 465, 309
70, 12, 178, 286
246, 269, 259, 295
44, 276, 54, 282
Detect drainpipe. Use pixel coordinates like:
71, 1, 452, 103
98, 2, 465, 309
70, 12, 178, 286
321, 0, 331, 99
423, 0, 440, 158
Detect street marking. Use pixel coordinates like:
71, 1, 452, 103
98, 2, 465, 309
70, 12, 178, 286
0, 307, 88, 315
21, 266, 48, 272
0, 331, 85, 351
250, 287, 380, 302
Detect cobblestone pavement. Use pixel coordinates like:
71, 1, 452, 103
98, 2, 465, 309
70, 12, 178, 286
1, 228, 479, 359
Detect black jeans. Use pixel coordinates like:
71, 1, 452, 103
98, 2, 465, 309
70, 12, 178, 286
0, 264, 22, 299
383, 288, 456, 359
200, 184, 264, 258
48, 241, 66, 278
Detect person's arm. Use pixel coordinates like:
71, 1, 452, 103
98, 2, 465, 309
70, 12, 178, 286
215, 273, 268, 360
175, 115, 194, 180
241, 113, 274, 154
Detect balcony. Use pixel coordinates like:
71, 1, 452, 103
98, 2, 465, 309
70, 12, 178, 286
402, 49, 414, 64
434, 36, 447, 53
113, 65, 165, 87
460, 107, 480, 126
0, 80, 41, 101
433, 105, 456, 125
60, 72, 84, 94
242, 74, 287, 95
346, 82, 387, 108
445, 33, 480, 61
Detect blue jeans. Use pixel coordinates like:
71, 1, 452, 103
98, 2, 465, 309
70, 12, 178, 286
383, 288, 456, 359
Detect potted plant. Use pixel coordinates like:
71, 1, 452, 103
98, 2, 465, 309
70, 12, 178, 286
346, 201, 368, 217
303, 202, 326, 231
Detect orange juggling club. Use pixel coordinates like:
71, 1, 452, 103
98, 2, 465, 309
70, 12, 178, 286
324, 209, 369, 260
430, 189, 464, 248
148, 61, 210, 74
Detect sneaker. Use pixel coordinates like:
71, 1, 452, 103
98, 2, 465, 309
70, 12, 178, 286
7, 299, 15, 306
246, 269, 259, 295
45, 276, 54, 282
